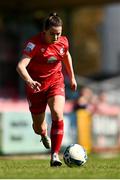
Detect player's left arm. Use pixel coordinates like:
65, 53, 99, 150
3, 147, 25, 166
63, 51, 77, 91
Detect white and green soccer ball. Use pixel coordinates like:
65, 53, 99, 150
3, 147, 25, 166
63, 144, 87, 167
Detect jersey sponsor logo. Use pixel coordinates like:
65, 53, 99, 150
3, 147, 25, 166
25, 42, 35, 52
47, 56, 57, 63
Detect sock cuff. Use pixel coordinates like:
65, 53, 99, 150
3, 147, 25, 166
52, 119, 63, 126
51, 120, 64, 134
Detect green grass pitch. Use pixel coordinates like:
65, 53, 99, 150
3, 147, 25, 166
0, 153, 120, 179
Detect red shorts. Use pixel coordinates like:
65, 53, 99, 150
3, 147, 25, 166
26, 73, 65, 114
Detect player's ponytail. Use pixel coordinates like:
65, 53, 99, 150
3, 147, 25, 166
44, 12, 63, 30
49, 12, 58, 18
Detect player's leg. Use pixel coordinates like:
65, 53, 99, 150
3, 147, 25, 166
26, 88, 51, 149
31, 113, 51, 149
48, 95, 65, 166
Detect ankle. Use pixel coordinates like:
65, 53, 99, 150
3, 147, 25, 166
51, 152, 59, 159
41, 134, 48, 138
40, 129, 47, 137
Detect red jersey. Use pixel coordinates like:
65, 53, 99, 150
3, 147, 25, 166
22, 32, 69, 81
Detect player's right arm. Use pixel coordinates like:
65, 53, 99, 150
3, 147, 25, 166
16, 54, 41, 92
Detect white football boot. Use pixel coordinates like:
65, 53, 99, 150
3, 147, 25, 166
50, 153, 62, 167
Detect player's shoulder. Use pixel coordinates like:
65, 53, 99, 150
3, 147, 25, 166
23, 33, 42, 51
60, 35, 68, 42
59, 36, 69, 47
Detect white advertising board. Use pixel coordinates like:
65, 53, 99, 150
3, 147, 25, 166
0, 112, 76, 154
92, 113, 120, 150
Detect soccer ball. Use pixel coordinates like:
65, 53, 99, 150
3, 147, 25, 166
63, 144, 87, 167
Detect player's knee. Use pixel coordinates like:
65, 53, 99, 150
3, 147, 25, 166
52, 110, 63, 121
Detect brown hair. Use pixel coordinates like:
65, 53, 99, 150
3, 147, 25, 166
44, 12, 63, 30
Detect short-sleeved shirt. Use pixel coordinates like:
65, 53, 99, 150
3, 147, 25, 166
22, 32, 69, 81
22, 32, 69, 113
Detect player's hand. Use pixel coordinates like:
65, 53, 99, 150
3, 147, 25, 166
26, 80, 41, 93
70, 78, 77, 91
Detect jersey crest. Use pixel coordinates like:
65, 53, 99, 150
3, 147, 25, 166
60, 47, 65, 55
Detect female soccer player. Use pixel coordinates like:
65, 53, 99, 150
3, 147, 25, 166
16, 12, 77, 167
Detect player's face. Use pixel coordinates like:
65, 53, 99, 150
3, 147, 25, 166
45, 26, 62, 44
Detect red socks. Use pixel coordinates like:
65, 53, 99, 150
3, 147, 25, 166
50, 120, 64, 154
